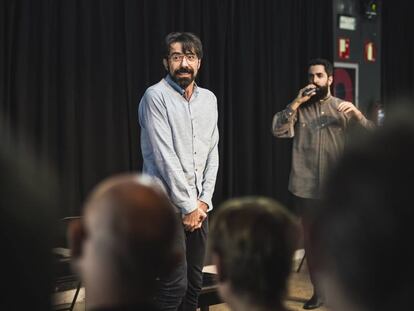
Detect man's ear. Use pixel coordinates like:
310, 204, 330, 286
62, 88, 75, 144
67, 218, 85, 259
197, 59, 201, 70
328, 75, 333, 86
163, 59, 169, 71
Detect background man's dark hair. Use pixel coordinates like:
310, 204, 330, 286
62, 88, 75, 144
209, 197, 298, 309
163, 32, 203, 59
311, 104, 414, 311
308, 58, 333, 77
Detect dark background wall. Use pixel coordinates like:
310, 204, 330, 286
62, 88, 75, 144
1, 0, 413, 219
0, 0, 333, 217
382, 0, 414, 104
333, 0, 381, 115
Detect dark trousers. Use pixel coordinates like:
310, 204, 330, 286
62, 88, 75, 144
293, 196, 321, 296
155, 216, 208, 311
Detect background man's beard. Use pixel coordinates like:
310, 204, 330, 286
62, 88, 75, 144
310, 85, 329, 102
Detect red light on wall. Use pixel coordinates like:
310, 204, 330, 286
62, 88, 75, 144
338, 38, 350, 59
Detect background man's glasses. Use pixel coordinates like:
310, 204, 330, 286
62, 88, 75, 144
169, 53, 198, 63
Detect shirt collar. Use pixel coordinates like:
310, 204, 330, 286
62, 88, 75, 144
319, 94, 332, 103
165, 74, 199, 98
165, 74, 185, 95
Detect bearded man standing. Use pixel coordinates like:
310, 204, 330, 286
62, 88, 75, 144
272, 58, 373, 310
138, 32, 219, 311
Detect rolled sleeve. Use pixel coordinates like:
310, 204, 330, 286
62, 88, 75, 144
272, 106, 297, 138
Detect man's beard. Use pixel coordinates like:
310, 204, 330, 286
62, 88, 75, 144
309, 84, 330, 102
171, 68, 196, 89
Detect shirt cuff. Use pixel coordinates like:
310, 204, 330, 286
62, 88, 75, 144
198, 195, 213, 212
179, 199, 198, 215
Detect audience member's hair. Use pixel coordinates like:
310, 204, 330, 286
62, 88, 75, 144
311, 104, 414, 311
209, 196, 298, 310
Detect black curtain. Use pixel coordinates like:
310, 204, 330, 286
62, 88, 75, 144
1, 0, 332, 216
382, 0, 414, 105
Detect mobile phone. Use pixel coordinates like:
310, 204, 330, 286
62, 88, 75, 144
303, 87, 319, 96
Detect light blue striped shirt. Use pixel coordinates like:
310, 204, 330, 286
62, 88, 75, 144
138, 75, 219, 214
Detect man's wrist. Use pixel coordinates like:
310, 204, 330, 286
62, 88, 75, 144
198, 200, 208, 212
289, 100, 301, 111
355, 111, 364, 122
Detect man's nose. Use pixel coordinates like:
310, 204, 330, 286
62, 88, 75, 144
181, 56, 190, 67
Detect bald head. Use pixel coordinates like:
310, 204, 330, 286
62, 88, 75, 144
84, 174, 175, 251
77, 174, 178, 299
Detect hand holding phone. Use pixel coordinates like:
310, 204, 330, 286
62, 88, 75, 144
303, 86, 319, 97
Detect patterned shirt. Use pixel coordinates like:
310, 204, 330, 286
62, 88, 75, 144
272, 95, 374, 199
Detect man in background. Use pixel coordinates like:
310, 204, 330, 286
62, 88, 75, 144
272, 58, 373, 309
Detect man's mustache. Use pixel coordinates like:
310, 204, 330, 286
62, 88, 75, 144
175, 68, 194, 75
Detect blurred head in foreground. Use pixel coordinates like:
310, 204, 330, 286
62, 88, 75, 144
70, 174, 179, 310
209, 196, 298, 311
0, 120, 57, 310
311, 104, 414, 311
